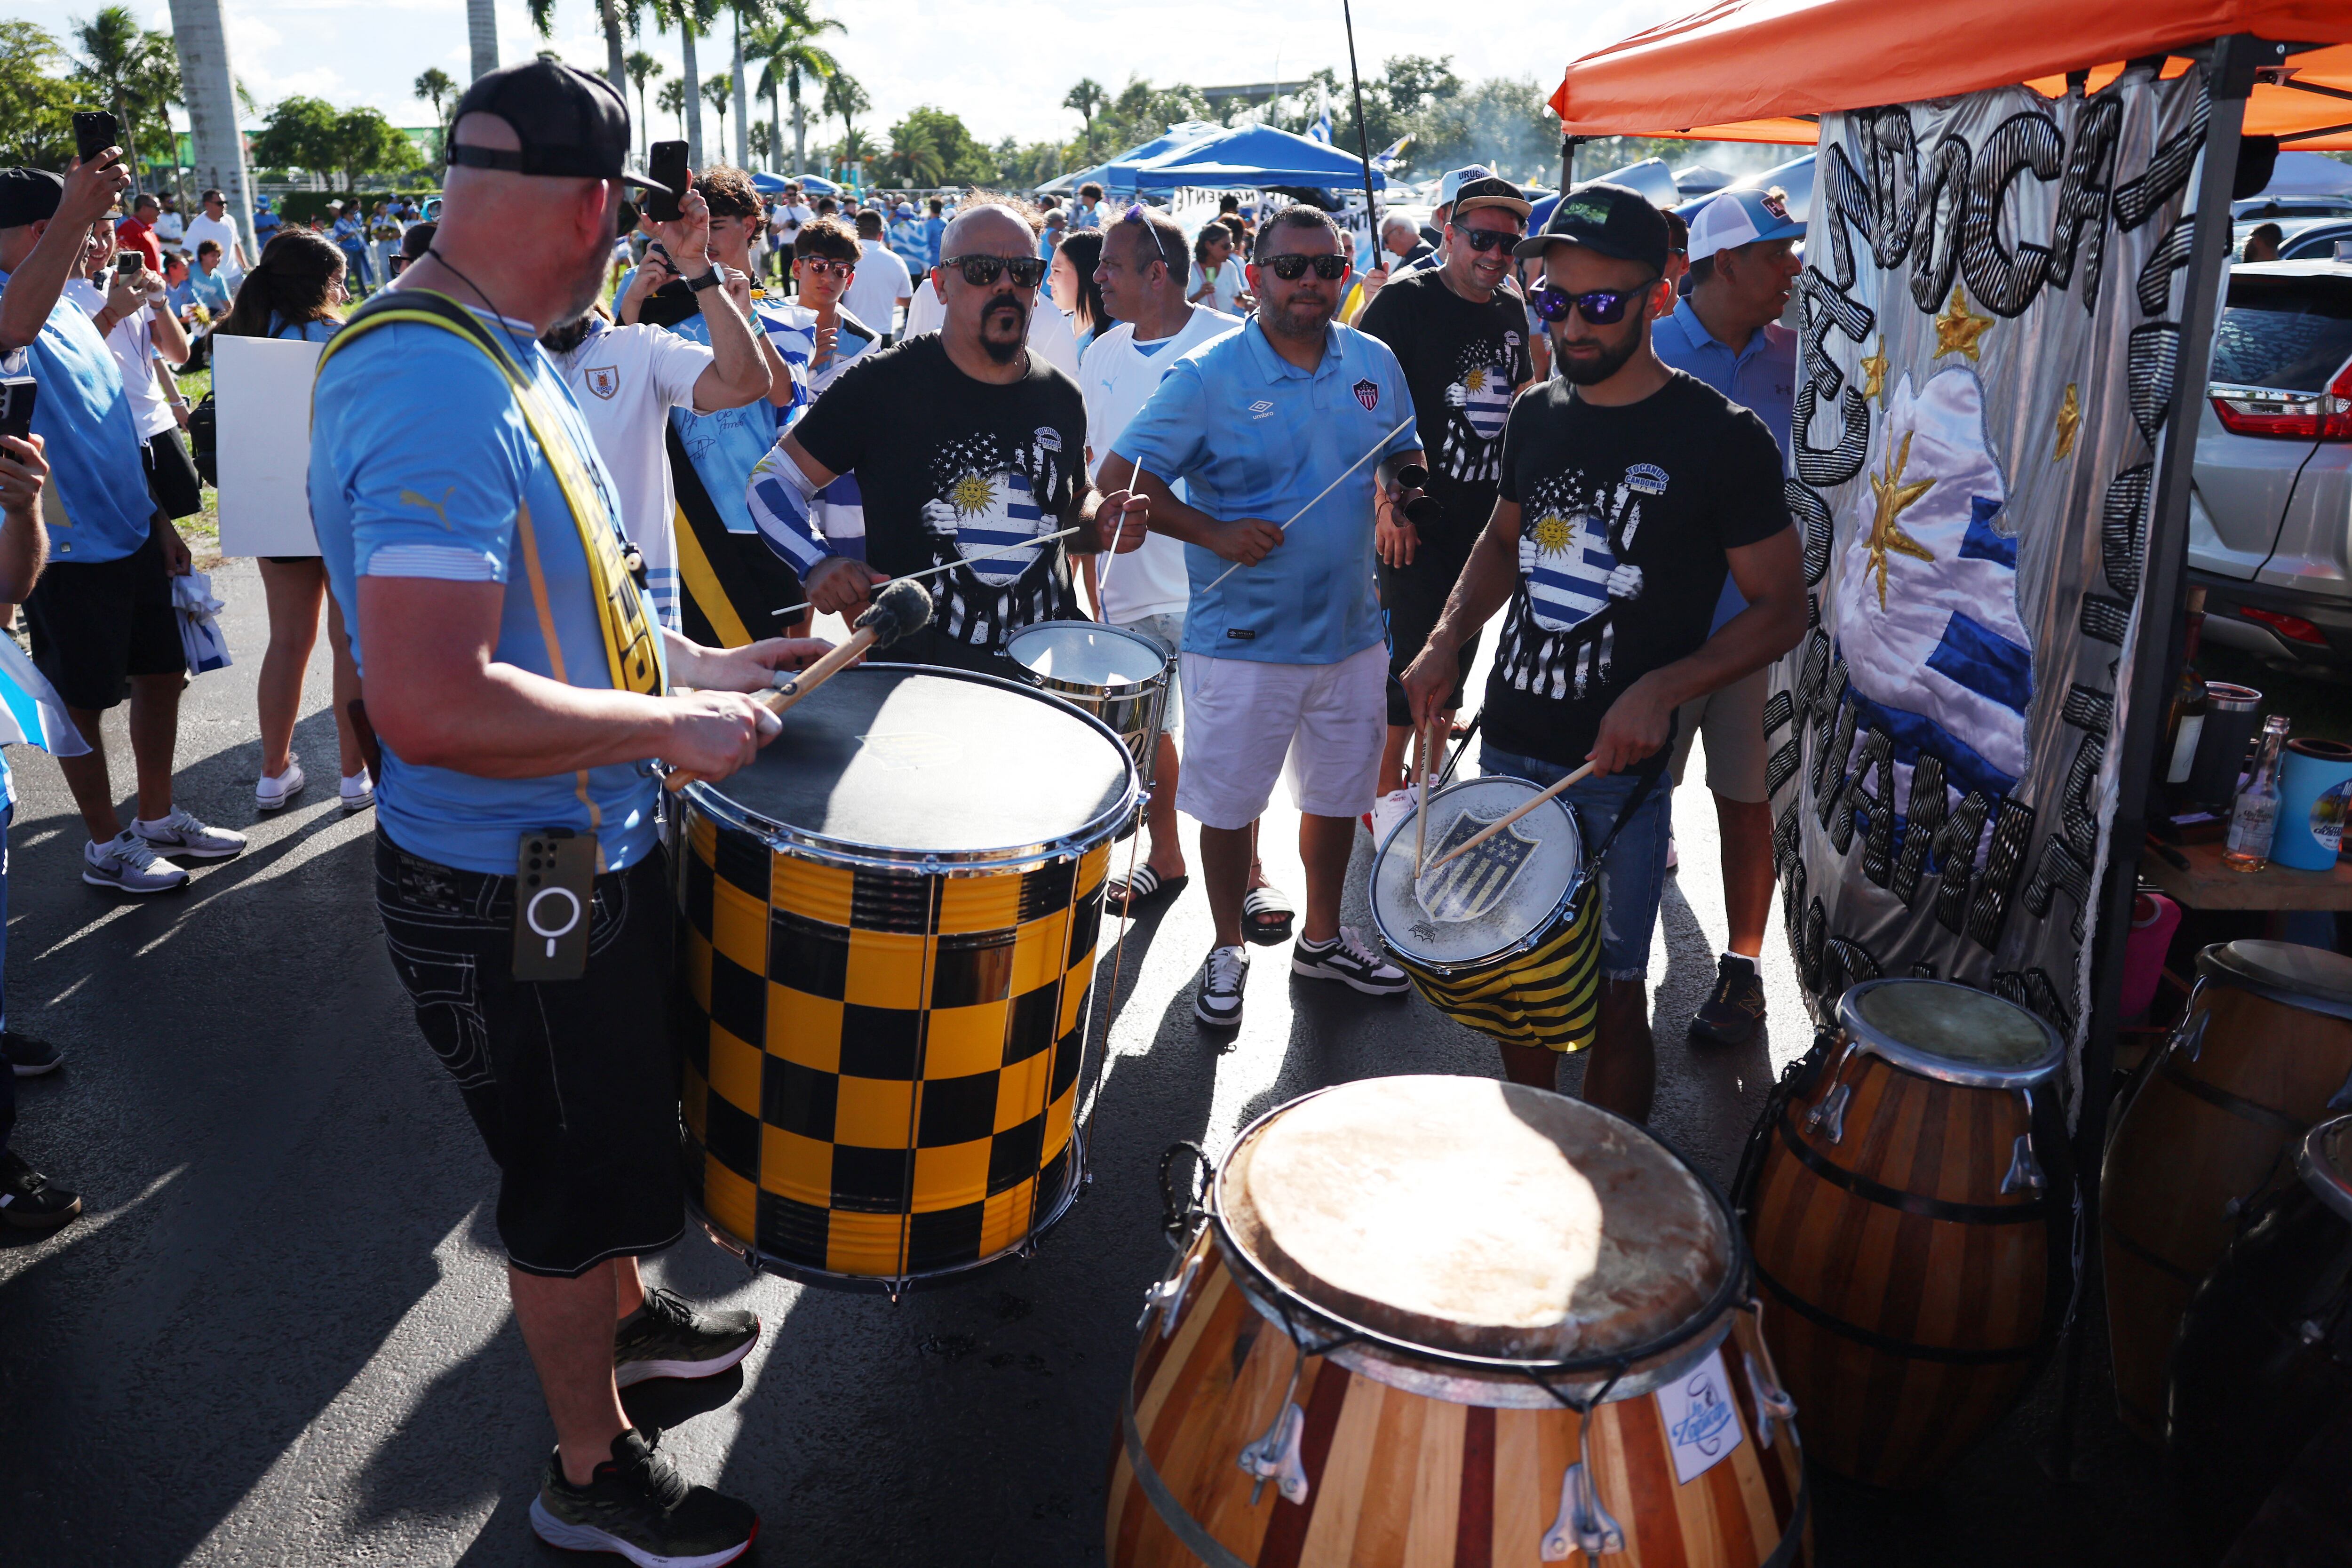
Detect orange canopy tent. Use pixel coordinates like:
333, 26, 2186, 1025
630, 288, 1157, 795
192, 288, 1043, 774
1549, 0, 2352, 149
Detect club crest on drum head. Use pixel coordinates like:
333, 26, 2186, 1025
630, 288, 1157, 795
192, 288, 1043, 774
1415, 809, 1539, 923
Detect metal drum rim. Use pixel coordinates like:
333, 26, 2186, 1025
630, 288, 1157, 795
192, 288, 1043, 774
1203, 1080, 1748, 1394
1836, 976, 2066, 1090
679, 661, 1144, 872
2297, 1115, 2352, 1226
1003, 619, 1174, 697
2197, 940, 2352, 1024
1368, 775, 1586, 975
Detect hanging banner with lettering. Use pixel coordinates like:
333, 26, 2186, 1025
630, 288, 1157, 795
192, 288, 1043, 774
1770, 62, 2209, 1105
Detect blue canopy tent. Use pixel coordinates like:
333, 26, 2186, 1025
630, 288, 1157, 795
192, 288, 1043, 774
1041, 123, 1220, 195
1126, 123, 1389, 194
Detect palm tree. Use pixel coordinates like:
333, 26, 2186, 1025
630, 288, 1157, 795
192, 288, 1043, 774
644, 0, 716, 167
822, 70, 866, 166
657, 77, 686, 141
749, 2, 841, 177
888, 120, 942, 188
466, 0, 498, 79
725, 0, 775, 171
1062, 77, 1107, 160
702, 72, 732, 152
72, 7, 179, 187
594, 0, 629, 95
163, 0, 255, 255
413, 66, 455, 162
624, 51, 663, 154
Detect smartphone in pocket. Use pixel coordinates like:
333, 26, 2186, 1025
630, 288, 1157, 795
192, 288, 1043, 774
642, 142, 689, 224
513, 830, 599, 981
73, 110, 121, 164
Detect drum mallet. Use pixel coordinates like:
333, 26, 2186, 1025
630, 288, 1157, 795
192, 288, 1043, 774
1421, 760, 1597, 873
1200, 416, 1417, 592
665, 578, 934, 791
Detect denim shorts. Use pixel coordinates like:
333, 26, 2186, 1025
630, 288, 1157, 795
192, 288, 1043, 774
1479, 746, 1672, 982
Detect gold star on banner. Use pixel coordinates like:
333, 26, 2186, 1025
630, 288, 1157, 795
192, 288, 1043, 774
1865, 430, 1936, 610
1859, 344, 1890, 406
1934, 285, 1992, 361
2054, 381, 2081, 460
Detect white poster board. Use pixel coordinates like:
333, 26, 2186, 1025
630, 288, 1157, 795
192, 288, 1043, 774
214, 334, 324, 557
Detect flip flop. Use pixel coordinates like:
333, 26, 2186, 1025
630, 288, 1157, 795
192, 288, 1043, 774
1105, 865, 1187, 915
1242, 884, 1295, 947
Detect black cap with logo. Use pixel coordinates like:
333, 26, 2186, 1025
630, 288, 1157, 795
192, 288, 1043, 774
1513, 180, 1670, 273
447, 61, 668, 191
0, 168, 64, 229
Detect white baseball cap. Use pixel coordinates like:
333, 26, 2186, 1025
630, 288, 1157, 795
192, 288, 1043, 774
1436, 165, 1498, 210
1687, 186, 1804, 265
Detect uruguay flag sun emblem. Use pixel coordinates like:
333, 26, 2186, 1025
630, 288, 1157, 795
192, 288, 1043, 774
938, 469, 1045, 585
1519, 509, 1616, 634
1452, 366, 1510, 440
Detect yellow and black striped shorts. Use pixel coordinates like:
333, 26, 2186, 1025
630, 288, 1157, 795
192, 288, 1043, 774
1393, 889, 1602, 1054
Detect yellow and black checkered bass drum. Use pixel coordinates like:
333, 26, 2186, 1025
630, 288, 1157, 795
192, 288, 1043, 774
675, 663, 1142, 1291
1371, 776, 1602, 1053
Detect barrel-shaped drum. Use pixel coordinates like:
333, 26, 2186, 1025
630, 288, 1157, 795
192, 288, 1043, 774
1110, 1076, 1811, 1567
1004, 620, 1175, 789
675, 664, 1139, 1290
2103, 940, 2352, 1440
1737, 979, 2072, 1489
2166, 1115, 2352, 1559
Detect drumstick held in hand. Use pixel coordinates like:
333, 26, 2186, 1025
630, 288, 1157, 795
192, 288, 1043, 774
667, 579, 934, 791
1412, 715, 1434, 877
1200, 416, 1416, 593
770, 526, 1084, 621
1095, 460, 1147, 607
1421, 760, 1597, 874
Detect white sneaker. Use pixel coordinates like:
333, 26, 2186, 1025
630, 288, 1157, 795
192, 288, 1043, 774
1194, 945, 1250, 1027
83, 831, 191, 893
131, 808, 248, 860
340, 767, 374, 812
254, 761, 306, 812
1367, 785, 1419, 846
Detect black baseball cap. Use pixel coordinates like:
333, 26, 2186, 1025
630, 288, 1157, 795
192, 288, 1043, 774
447, 61, 668, 191
0, 168, 64, 229
1514, 180, 1670, 273
1451, 175, 1531, 222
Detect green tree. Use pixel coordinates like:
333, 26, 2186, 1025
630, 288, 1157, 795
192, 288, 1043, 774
0, 22, 78, 169
643, 0, 718, 167
702, 71, 732, 149
249, 96, 343, 187
70, 6, 180, 186
330, 105, 412, 191
624, 51, 663, 153
1061, 77, 1107, 160
1383, 55, 1461, 118
413, 67, 455, 162
750, 2, 842, 176
889, 106, 993, 187
886, 119, 942, 187
821, 70, 866, 160
656, 77, 687, 141
1088, 77, 1211, 160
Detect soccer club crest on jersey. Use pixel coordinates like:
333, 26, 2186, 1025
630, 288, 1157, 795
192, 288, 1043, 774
936, 469, 1046, 586
1353, 377, 1380, 411
584, 366, 619, 400
1416, 810, 1539, 923
1625, 463, 1668, 495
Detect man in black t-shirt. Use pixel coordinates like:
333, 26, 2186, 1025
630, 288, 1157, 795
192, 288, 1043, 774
1358, 175, 1534, 816
746, 203, 1145, 672
1400, 182, 1804, 1123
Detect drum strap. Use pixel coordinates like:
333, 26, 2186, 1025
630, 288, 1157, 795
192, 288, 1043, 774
1565, 757, 1668, 909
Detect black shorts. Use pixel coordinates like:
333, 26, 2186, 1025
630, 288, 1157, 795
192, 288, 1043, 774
376, 831, 684, 1277
142, 429, 204, 520
1380, 520, 1484, 726
22, 528, 185, 712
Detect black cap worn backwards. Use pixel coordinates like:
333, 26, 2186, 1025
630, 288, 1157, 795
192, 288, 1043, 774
447, 61, 668, 191
1514, 180, 1669, 273
0, 168, 65, 229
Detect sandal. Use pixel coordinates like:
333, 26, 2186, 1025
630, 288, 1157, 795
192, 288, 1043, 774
1106, 864, 1187, 915
1242, 884, 1295, 947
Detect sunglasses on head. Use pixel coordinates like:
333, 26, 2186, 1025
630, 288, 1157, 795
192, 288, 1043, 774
1529, 275, 1661, 326
942, 253, 1047, 289
1260, 253, 1349, 282
1454, 227, 1521, 253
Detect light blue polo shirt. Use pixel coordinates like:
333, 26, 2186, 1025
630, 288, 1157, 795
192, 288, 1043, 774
1115, 317, 1417, 666
0, 270, 157, 564
309, 304, 661, 876
1651, 296, 1796, 630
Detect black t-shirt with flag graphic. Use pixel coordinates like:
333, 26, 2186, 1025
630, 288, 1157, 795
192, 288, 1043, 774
1357, 268, 1534, 538
790, 333, 1086, 670
1484, 370, 1789, 769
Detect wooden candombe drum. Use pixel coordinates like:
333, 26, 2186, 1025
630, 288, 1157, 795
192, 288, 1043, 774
1109, 1076, 1811, 1567
674, 664, 1140, 1292
1735, 978, 2074, 1489
2165, 1114, 2352, 1559
2102, 939, 2352, 1440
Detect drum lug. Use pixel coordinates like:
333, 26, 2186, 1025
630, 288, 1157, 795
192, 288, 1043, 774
1138, 1251, 1202, 1338
1237, 1399, 1309, 1506
2000, 1134, 2046, 1195
2172, 1007, 2209, 1065
1541, 1460, 1624, 1560
1745, 1351, 1799, 1449
1806, 1082, 1851, 1144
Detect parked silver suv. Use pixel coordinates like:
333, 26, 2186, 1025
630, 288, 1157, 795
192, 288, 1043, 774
2190, 260, 2352, 671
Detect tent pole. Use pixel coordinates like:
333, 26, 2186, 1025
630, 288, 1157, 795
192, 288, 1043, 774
1339, 0, 1381, 254
2052, 30, 2276, 1479
1562, 133, 1584, 191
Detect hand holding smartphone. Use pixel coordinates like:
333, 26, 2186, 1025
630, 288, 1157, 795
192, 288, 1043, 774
642, 142, 689, 224
72, 110, 121, 165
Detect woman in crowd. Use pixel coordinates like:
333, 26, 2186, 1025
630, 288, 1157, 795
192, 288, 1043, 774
1050, 228, 1107, 353
215, 230, 371, 814
1187, 221, 1243, 314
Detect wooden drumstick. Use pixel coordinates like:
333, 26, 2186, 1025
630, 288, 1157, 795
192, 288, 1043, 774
1421, 760, 1597, 873
1412, 714, 1434, 877
665, 578, 934, 791
1200, 416, 1416, 593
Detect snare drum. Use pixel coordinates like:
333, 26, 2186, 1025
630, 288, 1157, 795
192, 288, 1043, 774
1111, 1076, 1809, 1567
674, 663, 1141, 1291
1370, 776, 1600, 1051
1004, 620, 1176, 788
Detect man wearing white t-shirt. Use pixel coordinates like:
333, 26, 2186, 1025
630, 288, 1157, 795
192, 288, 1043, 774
770, 183, 815, 285
845, 209, 912, 342
1081, 207, 1238, 910
539, 181, 772, 630
183, 189, 248, 276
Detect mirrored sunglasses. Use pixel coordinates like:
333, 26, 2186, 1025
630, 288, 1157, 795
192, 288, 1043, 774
943, 253, 1047, 289
1529, 277, 1660, 326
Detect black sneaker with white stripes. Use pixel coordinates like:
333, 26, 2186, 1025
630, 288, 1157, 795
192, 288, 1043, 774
1195, 944, 1250, 1027
1291, 927, 1410, 996
529, 1429, 757, 1568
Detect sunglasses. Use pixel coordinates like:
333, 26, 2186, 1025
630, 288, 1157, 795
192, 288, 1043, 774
942, 253, 1046, 289
1454, 227, 1522, 253
1529, 276, 1661, 326
1260, 253, 1350, 282
798, 258, 855, 279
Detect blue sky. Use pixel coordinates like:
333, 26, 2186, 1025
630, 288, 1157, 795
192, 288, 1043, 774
12, 0, 1683, 151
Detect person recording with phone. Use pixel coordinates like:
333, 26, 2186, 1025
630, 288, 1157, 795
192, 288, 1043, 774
70, 223, 202, 542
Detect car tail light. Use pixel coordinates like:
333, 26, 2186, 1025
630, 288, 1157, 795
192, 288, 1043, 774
2210, 359, 2352, 440
2239, 605, 2330, 645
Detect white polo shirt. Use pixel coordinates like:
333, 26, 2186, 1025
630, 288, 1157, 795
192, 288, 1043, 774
544, 316, 713, 630
845, 239, 913, 336
1079, 304, 1240, 622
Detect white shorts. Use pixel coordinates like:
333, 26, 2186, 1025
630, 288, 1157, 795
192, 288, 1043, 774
1176, 644, 1387, 829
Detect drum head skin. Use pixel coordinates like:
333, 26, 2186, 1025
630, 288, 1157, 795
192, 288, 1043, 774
714, 665, 1133, 856
1841, 977, 2065, 1088
2201, 940, 2352, 1022
1372, 778, 1582, 967
1220, 1076, 1732, 1362
1004, 621, 1166, 689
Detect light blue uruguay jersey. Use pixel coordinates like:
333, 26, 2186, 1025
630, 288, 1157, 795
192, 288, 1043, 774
309, 304, 660, 876
1114, 317, 1417, 665
0, 270, 156, 563
661, 291, 810, 537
